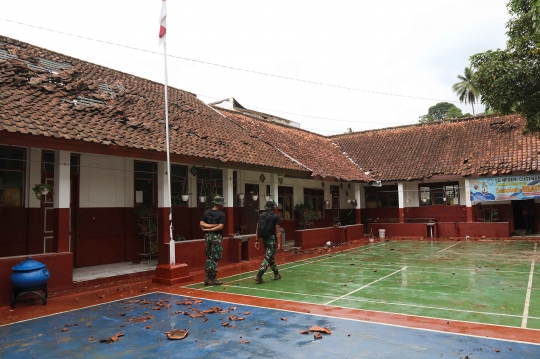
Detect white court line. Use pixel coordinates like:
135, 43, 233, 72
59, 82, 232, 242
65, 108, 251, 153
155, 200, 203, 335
223, 284, 523, 319
227, 285, 336, 299
436, 242, 461, 253
177, 290, 540, 346
522, 242, 537, 328
218, 241, 390, 285
310, 261, 533, 274
325, 266, 408, 305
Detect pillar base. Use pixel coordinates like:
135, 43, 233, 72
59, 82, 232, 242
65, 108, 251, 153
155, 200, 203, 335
152, 263, 193, 286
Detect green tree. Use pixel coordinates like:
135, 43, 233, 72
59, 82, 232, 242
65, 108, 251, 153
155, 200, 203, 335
418, 114, 435, 123
445, 106, 464, 119
470, 0, 540, 132
418, 102, 463, 123
452, 67, 480, 115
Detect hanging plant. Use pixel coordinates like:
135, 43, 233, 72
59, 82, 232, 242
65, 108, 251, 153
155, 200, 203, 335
181, 182, 190, 202
250, 188, 258, 201
32, 183, 54, 200
199, 180, 207, 203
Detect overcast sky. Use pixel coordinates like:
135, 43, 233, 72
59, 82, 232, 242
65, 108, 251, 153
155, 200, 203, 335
1, 1, 510, 135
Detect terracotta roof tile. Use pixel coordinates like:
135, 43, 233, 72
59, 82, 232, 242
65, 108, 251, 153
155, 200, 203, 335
0, 36, 305, 174
217, 108, 374, 182
331, 114, 540, 181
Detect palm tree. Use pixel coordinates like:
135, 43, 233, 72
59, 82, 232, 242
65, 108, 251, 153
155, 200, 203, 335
452, 67, 480, 115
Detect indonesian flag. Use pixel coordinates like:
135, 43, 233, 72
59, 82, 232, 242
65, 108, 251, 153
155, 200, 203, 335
159, 0, 167, 45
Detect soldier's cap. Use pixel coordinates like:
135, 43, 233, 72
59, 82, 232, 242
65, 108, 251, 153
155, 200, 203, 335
212, 195, 226, 206
265, 199, 277, 210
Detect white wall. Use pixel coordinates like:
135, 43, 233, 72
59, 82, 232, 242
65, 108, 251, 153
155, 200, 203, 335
79, 154, 131, 208
403, 182, 420, 208
26, 147, 42, 208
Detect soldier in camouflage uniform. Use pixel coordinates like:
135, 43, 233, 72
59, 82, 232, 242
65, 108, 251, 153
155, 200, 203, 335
200, 195, 226, 286
254, 200, 282, 284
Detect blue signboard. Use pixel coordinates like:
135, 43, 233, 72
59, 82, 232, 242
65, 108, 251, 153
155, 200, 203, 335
470, 175, 540, 202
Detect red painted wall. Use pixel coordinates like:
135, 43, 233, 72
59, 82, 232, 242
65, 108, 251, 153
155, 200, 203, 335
294, 228, 333, 248
279, 220, 297, 242
0, 252, 73, 301
76, 208, 139, 267
53, 208, 70, 252
27, 208, 42, 255
368, 223, 427, 237
437, 222, 510, 238
342, 224, 365, 241
172, 236, 264, 270
367, 222, 510, 238
0, 207, 28, 257
361, 207, 400, 222
362, 204, 518, 226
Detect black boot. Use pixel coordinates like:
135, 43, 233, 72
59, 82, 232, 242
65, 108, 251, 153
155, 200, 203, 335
204, 273, 209, 285
207, 278, 223, 286
254, 270, 265, 284
274, 271, 282, 280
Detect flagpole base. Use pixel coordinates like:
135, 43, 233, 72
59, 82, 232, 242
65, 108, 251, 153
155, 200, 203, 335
152, 263, 193, 286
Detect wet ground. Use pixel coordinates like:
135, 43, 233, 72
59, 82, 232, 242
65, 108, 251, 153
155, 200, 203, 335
2, 292, 539, 358
2, 239, 540, 358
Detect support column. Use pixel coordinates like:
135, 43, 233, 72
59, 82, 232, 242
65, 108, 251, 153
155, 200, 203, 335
53, 150, 70, 253
464, 179, 473, 222
354, 183, 362, 224
269, 174, 279, 201
222, 168, 234, 236
269, 174, 279, 216
153, 161, 192, 285
398, 183, 405, 223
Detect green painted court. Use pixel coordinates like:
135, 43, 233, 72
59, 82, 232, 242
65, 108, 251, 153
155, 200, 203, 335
189, 240, 540, 329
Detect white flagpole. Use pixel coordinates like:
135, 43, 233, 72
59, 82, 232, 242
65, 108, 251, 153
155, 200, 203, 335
162, 41, 175, 265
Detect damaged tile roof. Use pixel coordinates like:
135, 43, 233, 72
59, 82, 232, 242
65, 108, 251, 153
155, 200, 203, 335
216, 108, 374, 182
0, 36, 306, 173
331, 114, 540, 181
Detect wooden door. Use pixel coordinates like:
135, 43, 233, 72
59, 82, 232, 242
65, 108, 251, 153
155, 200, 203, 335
70, 154, 80, 266
243, 184, 260, 234
42, 151, 55, 253
330, 186, 340, 225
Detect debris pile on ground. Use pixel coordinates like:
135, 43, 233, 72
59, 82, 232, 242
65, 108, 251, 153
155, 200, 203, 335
166, 329, 188, 340
300, 325, 332, 339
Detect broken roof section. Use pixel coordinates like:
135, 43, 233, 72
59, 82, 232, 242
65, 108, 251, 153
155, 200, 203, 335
214, 102, 374, 182
210, 97, 301, 128
0, 36, 310, 175
331, 114, 540, 181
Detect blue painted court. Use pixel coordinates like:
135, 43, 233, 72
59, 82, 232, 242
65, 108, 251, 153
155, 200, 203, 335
1, 292, 539, 358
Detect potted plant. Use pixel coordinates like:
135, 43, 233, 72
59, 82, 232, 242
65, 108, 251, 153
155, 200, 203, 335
180, 183, 190, 202
172, 193, 191, 206
149, 241, 158, 256
32, 183, 54, 200
133, 207, 150, 218
139, 223, 149, 233
294, 203, 318, 229
149, 222, 158, 234
250, 190, 258, 201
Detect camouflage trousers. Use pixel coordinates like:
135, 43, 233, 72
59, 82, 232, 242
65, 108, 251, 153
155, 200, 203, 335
205, 232, 223, 279
258, 235, 279, 274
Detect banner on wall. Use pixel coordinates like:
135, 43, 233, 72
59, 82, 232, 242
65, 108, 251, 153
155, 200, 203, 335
469, 175, 540, 202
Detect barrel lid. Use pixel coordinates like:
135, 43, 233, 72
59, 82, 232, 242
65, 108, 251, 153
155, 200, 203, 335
12, 256, 46, 271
